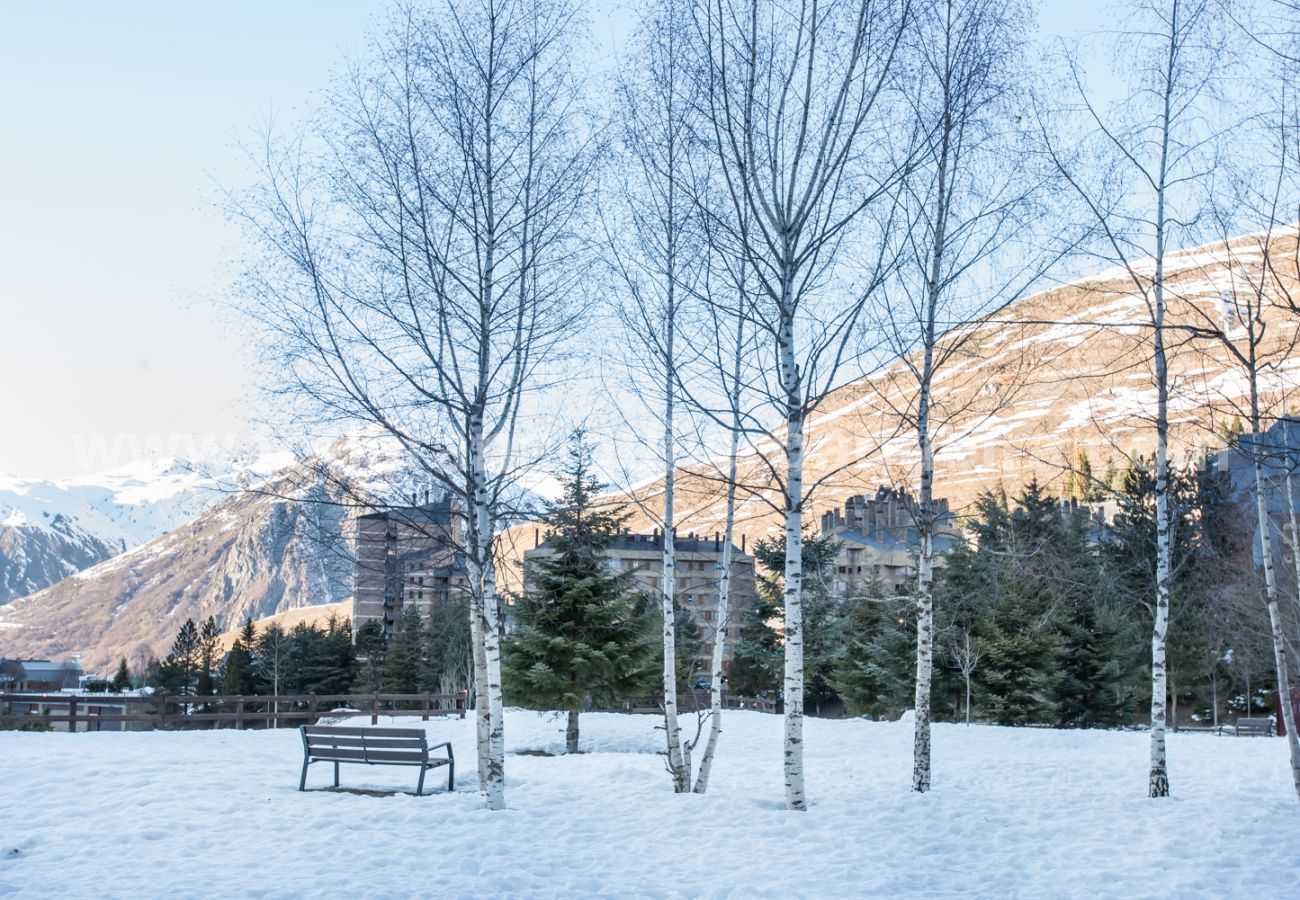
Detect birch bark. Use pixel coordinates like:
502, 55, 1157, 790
779, 295, 806, 812
693, 306, 746, 795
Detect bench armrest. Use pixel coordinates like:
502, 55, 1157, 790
428, 741, 453, 757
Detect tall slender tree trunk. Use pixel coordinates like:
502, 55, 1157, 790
1147, 4, 1177, 797
1252, 449, 1300, 801
469, 416, 506, 810
660, 287, 689, 792
469, 585, 491, 790
1149, 277, 1172, 798
1284, 421, 1300, 623
778, 294, 806, 812
912, 31, 952, 794
694, 309, 745, 794
913, 422, 935, 791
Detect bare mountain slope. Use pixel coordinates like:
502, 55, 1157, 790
612, 227, 1300, 542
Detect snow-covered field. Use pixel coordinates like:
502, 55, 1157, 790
2, 710, 1297, 898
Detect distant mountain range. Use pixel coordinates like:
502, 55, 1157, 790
0, 436, 403, 673
2, 227, 1297, 673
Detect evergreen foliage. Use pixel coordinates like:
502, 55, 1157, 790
110, 657, 131, 692
501, 436, 657, 750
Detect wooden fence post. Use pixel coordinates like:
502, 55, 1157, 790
157, 696, 168, 731
422, 692, 431, 721
236, 696, 245, 731
308, 692, 317, 726
68, 697, 78, 733
371, 692, 380, 726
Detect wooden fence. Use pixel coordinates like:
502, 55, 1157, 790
0, 691, 467, 732
616, 694, 778, 715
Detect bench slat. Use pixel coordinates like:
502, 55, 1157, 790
303, 726, 427, 738
305, 736, 426, 750
306, 748, 440, 765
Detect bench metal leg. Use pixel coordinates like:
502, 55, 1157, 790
447, 758, 454, 792
416, 766, 427, 797
299, 758, 309, 792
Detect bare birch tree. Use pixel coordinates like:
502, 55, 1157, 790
608, 0, 713, 792
871, 0, 1051, 793
697, 0, 915, 810
1041, 0, 1228, 798
234, 0, 594, 810
950, 626, 981, 726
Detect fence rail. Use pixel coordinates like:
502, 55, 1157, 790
616, 694, 778, 715
0, 691, 468, 732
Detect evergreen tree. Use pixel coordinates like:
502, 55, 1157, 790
156, 619, 200, 695
352, 618, 388, 693
727, 561, 785, 700
835, 583, 914, 719
221, 636, 256, 696
501, 436, 656, 753
382, 608, 426, 694
110, 657, 131, 692
196, 616, 219, 697
422, 597, 474, 694
304, 614, 356, 695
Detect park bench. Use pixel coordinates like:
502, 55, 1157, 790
299, 725, 453, 795
1232, 717, 1275, 737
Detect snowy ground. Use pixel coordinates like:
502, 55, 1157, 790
2, 710, 1297, 898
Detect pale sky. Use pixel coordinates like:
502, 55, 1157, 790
0, 1, 1112, 481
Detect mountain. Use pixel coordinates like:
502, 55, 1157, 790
614, 227, 1300, 541
0, 436, 402, 674
0, 455, 293, 604
7, 228, 1297, 672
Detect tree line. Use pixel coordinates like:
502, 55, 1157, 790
232, 0, 1300, 809
730, 457, 1277, 732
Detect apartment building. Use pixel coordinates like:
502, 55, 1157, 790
352, 494, 468, 640
819, 487, 961, 598
523, 530, 758, 681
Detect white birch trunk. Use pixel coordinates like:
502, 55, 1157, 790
1252, 450, 1300, 801
469, 419, 506, 810
693, 344, 743, 794
661, 316, 689, 792
1147, 6, 1178, 797
1285, 421, 1300, 622
778, 300, 806, 811
1149, 245, 1172, 799
912, 425, 935, 792
469, 585, 491, 791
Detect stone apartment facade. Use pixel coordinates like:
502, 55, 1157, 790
818, 487, 962, 598
522, 530, 758, 681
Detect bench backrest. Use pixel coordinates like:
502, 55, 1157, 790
302, 726, 428, 764
1236, 717, 1273, 733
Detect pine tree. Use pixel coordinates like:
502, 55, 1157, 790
501, 436, 657, 753
110, 658, 131, 692
422, 597, 473, 695
382, 608, 426, 694
157, 619, 200, 695
221, 637, 256, 696
835, 587, 914, 719
352, 619, 388, 693
196, 616, 219, 697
